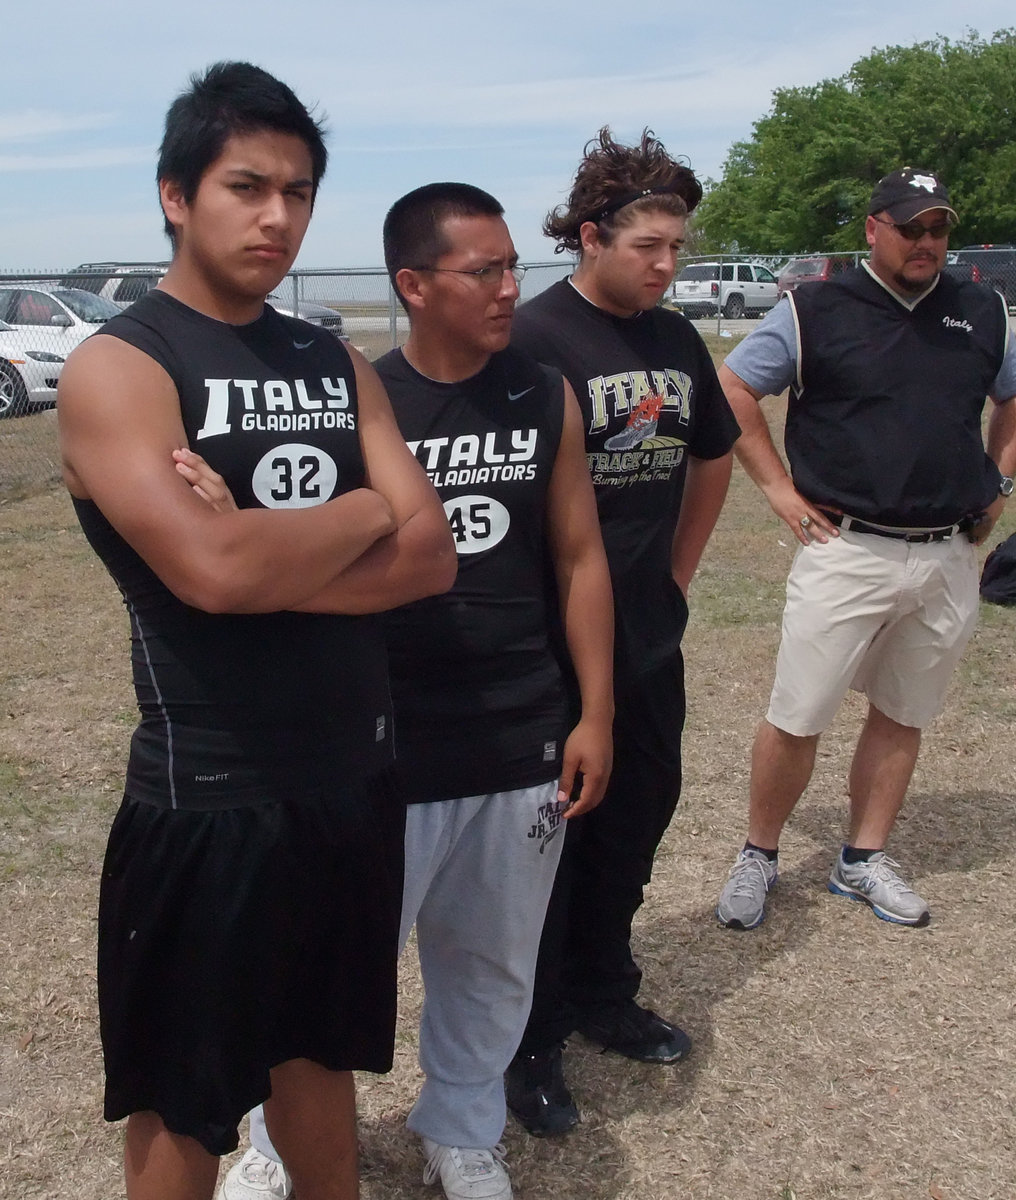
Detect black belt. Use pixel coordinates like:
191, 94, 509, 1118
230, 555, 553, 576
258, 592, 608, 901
822, 511, 962, 543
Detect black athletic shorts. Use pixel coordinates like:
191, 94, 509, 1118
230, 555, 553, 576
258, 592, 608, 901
97, 769, 404, 1156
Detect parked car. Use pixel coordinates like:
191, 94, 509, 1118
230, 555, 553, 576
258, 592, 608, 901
61, 262, 347, 337
952, 246, 1016, 307
776, 255, 857, 298
0, 285, 122, 356
268, 293, 346, 339
671, 262, 778, 318
0, 318, 64, 418
61, 262, 167, 307
941, 260, 983, 285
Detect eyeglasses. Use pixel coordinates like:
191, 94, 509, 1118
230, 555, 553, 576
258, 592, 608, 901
873, 216, 954, 241
412, 263, 527, 286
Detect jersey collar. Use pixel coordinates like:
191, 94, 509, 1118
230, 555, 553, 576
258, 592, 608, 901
566, 275, 646, 321
861, 259, 940, 311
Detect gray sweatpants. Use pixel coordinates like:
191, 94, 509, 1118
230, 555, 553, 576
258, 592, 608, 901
250, 780, 565, 1157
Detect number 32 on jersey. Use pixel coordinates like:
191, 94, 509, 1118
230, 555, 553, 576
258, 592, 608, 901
444, 494, 510, 555
252, 443, 339, 508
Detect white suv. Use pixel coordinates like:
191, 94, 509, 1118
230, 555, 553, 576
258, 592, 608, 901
60, 263, 347, 338
60, 262, 167, 307
671, 261, 779, 318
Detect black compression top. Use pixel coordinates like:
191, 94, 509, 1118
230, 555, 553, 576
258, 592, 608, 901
74, 290, 393, 809
376, 346, 567, 803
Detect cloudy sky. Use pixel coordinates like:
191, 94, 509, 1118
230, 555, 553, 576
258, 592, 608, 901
2, 1, 1011, 271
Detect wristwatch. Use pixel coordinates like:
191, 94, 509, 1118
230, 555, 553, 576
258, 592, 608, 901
1000, 475, 1014, 497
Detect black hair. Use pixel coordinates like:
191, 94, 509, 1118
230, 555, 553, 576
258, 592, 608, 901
383, 182, 504, 309
157, 61, 328, 244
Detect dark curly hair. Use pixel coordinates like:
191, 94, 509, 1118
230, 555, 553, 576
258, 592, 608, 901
544, 127, 702, 255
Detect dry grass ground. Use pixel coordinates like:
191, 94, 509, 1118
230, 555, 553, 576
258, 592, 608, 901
1, 394, 1014, 1200
0, 407, 61, 501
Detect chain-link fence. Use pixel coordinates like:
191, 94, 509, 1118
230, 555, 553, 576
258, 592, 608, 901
0, 270, 90, 499
0, 261, 580, 499
669, 251, 868, 331
6, 249, 1009, 499
943, 245, 1016, 306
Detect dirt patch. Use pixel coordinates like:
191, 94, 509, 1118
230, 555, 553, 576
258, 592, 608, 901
2, 440, 1015, 1198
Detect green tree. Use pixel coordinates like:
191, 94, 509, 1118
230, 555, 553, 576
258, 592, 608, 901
694, 30, 1016, 254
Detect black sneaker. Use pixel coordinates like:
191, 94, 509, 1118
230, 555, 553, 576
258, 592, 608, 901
505, 1043, 580, 1137
577, 1001, 692, 1064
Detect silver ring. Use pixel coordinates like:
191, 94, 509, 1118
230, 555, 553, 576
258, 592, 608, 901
800, 515, 812, 528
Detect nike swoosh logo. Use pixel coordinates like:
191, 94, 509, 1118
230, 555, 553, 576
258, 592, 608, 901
508, 386, 535, 401
293, 339, 314, 350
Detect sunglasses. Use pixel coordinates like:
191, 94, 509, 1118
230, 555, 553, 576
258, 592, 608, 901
873, 216, 954, 241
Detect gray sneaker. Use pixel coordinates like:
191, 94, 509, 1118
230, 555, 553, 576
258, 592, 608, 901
716, 848, 778, 930
827, 851, 930, 926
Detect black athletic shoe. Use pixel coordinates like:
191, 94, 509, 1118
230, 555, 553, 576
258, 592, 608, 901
505, 1043, 580, 1138
576, 1001, 692, 1064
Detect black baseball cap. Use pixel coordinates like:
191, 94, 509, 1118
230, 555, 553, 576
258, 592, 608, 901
867, 168, 957, 223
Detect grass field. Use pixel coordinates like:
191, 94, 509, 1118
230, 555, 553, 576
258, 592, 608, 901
1, 395, 1015, 1200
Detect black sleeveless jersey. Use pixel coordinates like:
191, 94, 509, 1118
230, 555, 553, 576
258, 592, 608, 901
74, 290, 393, 809
512, 280, 739, 683
786, 269, 1008, 526
375, 346, 567, 803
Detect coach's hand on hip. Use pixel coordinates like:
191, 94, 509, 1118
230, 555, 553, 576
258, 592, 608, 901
966, 495, 1007, 545
762, 475, 839, 546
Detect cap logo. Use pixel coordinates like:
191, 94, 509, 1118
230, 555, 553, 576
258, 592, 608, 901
909, 174, 938, 192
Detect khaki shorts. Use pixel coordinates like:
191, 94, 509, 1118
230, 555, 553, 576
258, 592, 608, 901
766, 529, 979, 736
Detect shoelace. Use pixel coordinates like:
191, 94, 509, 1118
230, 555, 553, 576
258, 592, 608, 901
423, 1143, 507, 1186
728, 854, 774, 897
853, 854, 915, 894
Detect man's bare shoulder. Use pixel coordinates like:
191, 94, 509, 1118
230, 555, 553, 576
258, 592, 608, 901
59, 333, 183, 502
60, 333, 177, 428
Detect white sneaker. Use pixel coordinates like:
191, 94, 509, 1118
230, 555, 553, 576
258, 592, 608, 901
421, 1137, 513, 1200
217, 1147, 292, 1200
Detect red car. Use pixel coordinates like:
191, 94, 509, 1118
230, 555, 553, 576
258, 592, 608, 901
776, 255, 857, 298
